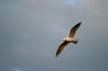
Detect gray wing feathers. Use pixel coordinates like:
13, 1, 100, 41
56, 41, 69, 57
69, 22, 81, 38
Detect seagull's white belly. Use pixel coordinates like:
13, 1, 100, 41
64, 37, 73, 42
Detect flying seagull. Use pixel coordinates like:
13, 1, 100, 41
56, 22, 82, 57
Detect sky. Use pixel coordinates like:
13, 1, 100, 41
0, 0, 108, 71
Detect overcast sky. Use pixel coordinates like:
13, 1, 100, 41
0, 0, 108, 71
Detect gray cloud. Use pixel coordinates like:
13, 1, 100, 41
0, 0, 108, 71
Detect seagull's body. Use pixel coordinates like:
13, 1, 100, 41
56, 22, 82, 57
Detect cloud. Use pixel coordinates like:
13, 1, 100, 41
0, 0, 108, 71
12, 68, 22, 71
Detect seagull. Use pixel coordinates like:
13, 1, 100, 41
56, 22, 82, 57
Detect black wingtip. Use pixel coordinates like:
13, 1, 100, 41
78, 22, 82, 25
56, 52, 60, 57
56, 54, 58, 57
75, 22, 82, 28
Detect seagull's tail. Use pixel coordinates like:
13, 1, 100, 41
72, 40, 78, 44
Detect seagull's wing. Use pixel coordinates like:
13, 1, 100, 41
69, 22, 81, 38
56, 41, 69, 57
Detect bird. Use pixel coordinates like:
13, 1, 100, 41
56, 22, 82, 57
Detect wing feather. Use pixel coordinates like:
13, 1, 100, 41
69, 22, 81, 38
56, 41, 69, 57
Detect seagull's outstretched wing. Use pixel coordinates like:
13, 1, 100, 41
69, 22, 81, 38
56, 41, 69, 57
